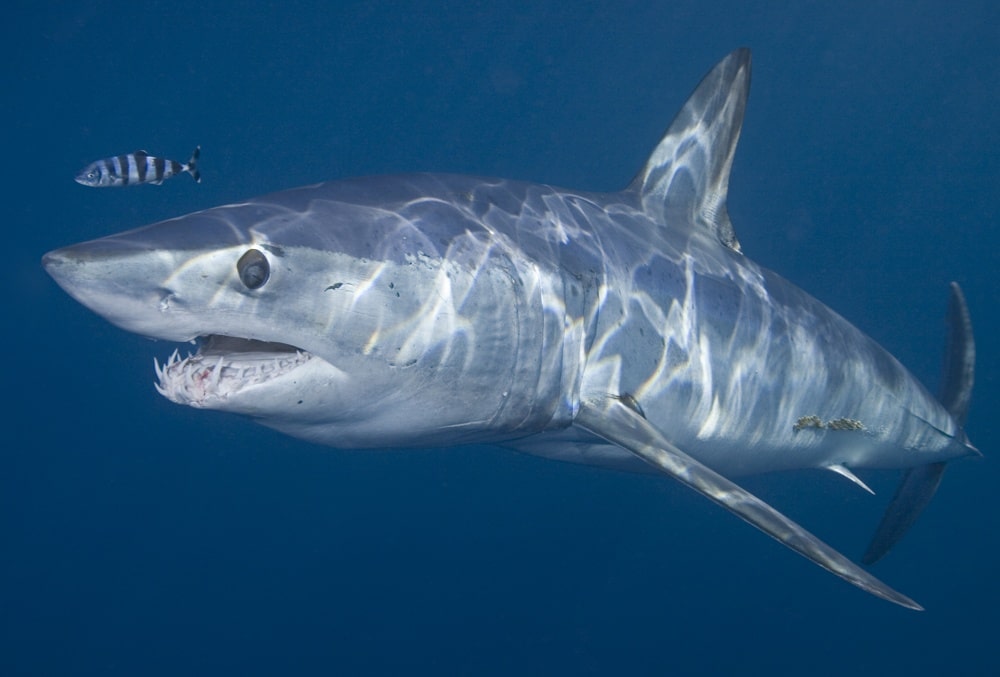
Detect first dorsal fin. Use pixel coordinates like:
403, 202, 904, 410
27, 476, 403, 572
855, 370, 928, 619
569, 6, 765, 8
628, 48, 751, 252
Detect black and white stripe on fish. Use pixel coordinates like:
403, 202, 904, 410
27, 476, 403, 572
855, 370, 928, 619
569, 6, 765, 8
75, 147, 201, 187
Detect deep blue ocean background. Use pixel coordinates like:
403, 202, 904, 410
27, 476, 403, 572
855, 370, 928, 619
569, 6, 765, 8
5, 1, 998, 674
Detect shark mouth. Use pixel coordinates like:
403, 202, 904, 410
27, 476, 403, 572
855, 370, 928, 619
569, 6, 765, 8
153, 335, 313, 406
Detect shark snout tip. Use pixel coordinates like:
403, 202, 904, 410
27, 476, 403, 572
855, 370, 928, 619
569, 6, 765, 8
41, 248, 70, 275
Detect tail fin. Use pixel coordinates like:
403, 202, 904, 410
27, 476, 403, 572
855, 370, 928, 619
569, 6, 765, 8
862, 283, 976, 564
938, 282, 975, 426
187, 146, 201, 183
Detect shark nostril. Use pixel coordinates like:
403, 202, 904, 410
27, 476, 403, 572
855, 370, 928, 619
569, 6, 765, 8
158, 290, 176, 312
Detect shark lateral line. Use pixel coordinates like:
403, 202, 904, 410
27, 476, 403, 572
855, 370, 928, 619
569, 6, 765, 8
44, 49, 975, 609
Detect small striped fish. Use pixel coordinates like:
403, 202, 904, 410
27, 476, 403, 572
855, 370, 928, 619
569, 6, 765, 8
75, 147, 201, 187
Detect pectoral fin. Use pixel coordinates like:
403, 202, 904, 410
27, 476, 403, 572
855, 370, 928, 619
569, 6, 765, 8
575, 397, 922, 610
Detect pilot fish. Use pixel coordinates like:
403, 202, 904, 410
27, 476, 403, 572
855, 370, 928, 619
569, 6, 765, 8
75, 147, 201, 187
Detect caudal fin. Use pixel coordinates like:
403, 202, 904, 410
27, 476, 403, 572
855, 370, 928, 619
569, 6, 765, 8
863, 283, 976, 565
187, 146, 201, 183
938, 282, 975, 426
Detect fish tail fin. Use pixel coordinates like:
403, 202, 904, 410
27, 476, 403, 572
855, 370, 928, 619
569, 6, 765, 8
187, 146, 201, 183
862, 282, 976, 565
938, 282, 975, 428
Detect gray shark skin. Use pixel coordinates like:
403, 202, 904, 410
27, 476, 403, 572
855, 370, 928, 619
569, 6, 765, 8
44, 49, 976, 610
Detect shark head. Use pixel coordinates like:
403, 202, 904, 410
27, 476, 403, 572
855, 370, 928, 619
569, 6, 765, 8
44, 177, 581, 447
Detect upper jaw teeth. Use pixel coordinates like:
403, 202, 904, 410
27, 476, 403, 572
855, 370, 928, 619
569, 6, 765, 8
153, 347, 183, 382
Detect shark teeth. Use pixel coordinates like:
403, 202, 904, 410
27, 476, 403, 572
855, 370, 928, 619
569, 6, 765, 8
153, 344, 312, 406
210, 355, 224, 390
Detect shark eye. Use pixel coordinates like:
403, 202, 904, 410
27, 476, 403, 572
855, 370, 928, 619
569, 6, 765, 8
237, 248, 270, 289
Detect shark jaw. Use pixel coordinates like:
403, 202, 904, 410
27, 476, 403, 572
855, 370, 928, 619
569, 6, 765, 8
152, 336, 315, 408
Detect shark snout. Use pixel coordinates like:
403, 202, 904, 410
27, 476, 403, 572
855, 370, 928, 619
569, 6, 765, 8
41, 248, 68, 277
42, 245, 91, 292
44, 237, 155, 268
42, 236, 184, 336
43, 236, 167, 289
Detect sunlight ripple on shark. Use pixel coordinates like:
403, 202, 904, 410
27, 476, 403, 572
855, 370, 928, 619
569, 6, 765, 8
44, 49, 976, 610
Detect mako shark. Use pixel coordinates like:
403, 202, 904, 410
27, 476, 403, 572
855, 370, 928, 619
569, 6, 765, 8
44, 49, 976, 610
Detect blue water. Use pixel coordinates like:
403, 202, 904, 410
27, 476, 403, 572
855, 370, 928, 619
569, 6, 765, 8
5, 1, 999, 674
